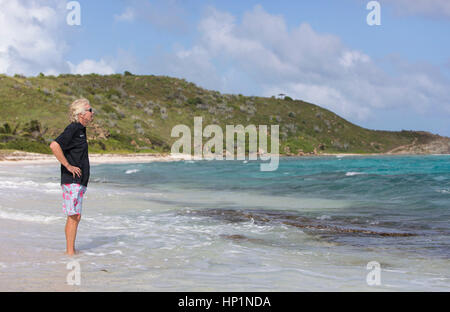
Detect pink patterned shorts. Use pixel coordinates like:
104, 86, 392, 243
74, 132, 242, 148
61, 183, 87, 216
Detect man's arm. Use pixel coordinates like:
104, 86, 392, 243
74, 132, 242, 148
49, 141, 81, 178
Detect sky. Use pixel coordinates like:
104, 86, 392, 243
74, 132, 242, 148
0, 0, 449, 136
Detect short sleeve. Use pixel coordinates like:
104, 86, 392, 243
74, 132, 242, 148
54, 123, 77, 151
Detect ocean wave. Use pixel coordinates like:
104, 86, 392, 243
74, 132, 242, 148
0, 180, 60, 190
43, 189, 61, 194
90, 177, 109, 183
0, 180, 39, 189
125, 169, 140, 174
84, 250, 123, 257
0, 208, 62, 224
345, 172, 366, 176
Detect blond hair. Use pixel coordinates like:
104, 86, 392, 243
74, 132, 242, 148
69, 98, 90, 123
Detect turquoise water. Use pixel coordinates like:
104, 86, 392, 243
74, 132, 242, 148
91, 155, 450, 258
0, 155, 449, 291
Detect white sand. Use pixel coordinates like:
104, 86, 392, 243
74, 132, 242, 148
0, 151, 193, 165
1, 150, 443, 167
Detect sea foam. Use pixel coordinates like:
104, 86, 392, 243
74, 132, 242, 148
345, 172, 365, 176
0, 208, 62, 224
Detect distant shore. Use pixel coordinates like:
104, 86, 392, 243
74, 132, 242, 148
0, 150, 191, 165
0, 150, 448, 166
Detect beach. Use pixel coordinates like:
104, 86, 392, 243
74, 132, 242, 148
0, 152, 449, 291
2, 150, 444, 165
0, 150, 193, 165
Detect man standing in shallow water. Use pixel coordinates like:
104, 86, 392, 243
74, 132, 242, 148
50, 98, 94, 256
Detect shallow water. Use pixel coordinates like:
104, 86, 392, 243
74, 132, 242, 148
0, 155, 449, 291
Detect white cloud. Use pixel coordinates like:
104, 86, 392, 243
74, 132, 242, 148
158, 5, 450, 123
114, 7, 135, 22
68, 59, 115, 75
339, 51, 371, 68
0, 0, 119, 77
0, 0, 70, 75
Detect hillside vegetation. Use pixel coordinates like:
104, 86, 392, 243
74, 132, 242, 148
0, 73, 448, 155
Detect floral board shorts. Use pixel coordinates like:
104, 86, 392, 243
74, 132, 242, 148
61, 183, 87, 216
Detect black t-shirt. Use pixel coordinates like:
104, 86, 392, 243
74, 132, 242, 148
54, 122, 90, 187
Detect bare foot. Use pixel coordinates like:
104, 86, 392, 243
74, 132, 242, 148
65, 249, 81, 256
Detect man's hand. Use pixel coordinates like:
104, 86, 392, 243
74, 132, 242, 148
66, 165, 82, 178
50, 141, 82, 178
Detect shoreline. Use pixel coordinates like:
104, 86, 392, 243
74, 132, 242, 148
0, 150, 448, 166
0, 151, 192, 165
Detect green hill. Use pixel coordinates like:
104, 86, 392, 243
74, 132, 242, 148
0, 73, 448, 155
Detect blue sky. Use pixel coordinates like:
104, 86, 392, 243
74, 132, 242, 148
1, 0, 449, 135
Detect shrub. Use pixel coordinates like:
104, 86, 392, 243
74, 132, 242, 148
5, 139, 51, 154
0, 134, 15, 142
187, 97, 202, 106
23, 120, 41, 133
1, 123, 12, 134
102, 104, 118, 114
105, 88, 122, 99
147, 133, 170, 150
99, 132, 136, 152
89, 140, 106, 151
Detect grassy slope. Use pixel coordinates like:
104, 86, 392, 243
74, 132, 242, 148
0, 73, 438, 155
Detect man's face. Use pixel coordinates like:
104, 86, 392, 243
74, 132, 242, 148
80, 104, 94, 125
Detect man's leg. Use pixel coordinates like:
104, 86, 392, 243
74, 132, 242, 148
65, 214, 81, 255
